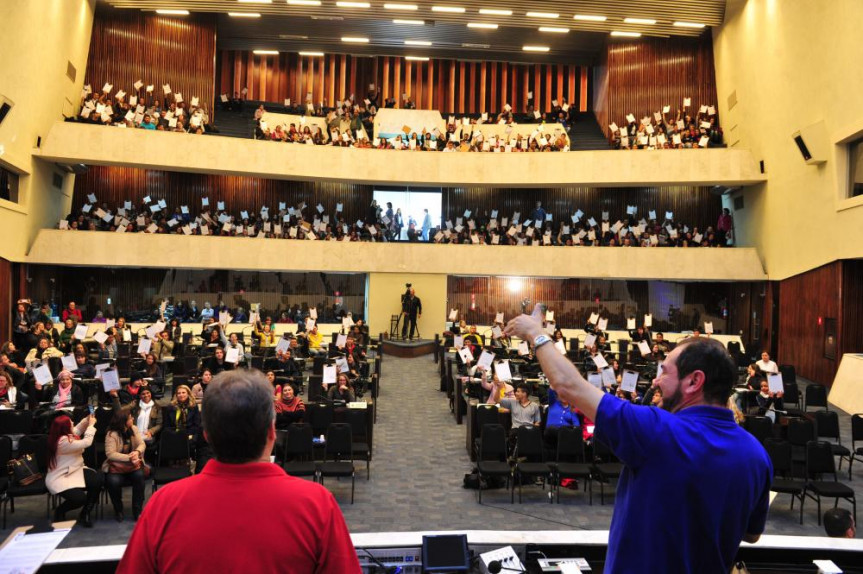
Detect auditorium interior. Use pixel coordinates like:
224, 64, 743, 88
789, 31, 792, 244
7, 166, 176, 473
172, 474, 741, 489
2, 0, 863, 571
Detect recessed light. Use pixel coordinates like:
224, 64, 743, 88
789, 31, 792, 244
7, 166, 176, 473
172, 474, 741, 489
406, 56, 430, 61
156, 9, 190, 15
393, 19, 424, 24
288, 0, 322, 5
526, 11, 558, 18
624, 17, 657, 24
573, 14, 606, 21
673, 21, 706, 28
461, 42, 491, 48
523, 45, 550, 52
405, 40, 432, 46
610, 31, 641, 37
238, 0, 271, 3
228, 12, 261, 17
299, 51, 325, 56
341, 36, 370, 42
253, 49, 279, 54
432, 6, 465, 13
384, 3, 418, 9
539, 26, 568, 33
467, 22, 498, 29
478, 8, 511, 16
336, 1, 370, 7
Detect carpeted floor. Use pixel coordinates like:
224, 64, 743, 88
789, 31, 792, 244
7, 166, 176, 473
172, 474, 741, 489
1, 354, 858, 548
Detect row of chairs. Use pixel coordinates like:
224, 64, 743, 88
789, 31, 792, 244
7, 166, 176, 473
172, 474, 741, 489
475, 424, 621, 505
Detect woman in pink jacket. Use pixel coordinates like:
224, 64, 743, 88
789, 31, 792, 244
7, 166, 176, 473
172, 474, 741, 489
46, 413, 102, 526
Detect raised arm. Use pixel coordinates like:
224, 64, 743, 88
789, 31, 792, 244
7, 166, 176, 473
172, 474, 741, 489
504, 304, 605, 421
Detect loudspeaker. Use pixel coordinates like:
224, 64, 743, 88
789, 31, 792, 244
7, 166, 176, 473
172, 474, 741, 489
791, 120, 828, 165
0, 95, 13, 126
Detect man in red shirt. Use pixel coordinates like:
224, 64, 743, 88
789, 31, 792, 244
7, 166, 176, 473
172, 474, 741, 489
118, 370, 361, 574
61, 301, 83, 323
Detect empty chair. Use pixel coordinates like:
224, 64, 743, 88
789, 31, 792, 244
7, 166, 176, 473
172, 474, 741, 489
318, 423, 355, 504
779, 364, 797, 387
804, 441, 856, 526
764, 439, 805, 524
814, 411, 851, 471
787, 418, 815, 465
743, 416, 773, 444
805, 384, 829, 412
281, 424, 318, 480
512, 426, 552, 503
782, 382, 805, 417
592, 439, 622, 505
549, 427, 593, 504
345, 408, 371, 480
476, 424, 511, 503
307, 402, 334, 437
474, 404, 501, 460
848, 414, 863, 480
0, 410, 34, 437
151, 431, 192, 492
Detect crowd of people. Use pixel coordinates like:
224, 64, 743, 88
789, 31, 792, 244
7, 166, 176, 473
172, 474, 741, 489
608, 101, 724, 150
58, 196, 734, 248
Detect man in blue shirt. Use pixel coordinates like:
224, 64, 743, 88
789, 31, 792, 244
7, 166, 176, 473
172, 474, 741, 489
505, 305, 771, 574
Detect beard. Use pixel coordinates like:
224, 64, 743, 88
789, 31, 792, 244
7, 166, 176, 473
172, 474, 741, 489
660, 385, 683, 412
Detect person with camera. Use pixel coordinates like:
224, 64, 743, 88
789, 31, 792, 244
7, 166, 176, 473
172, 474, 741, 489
400, 285, 422, 341
47, 412, 102, 527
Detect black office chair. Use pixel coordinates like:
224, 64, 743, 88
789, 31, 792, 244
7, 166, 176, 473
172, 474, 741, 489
476, 424, 511, 503
814, 411, 851, 471
345, 408, 371, 480
281, 424, 318, 480
474, 404, 501, 460
848, 414, 863, 481
779, 364, 797, 386
782, 382, 805, 418
319, 423, 355, 503
151, 431, 192, 492
307, 402, 334, 437
804, 441, 856, 526
0, 410, 34, 436
743, 415, 773, 445
764, 439, 805, 524
805, 384, 829, 412
788, 418, 815, 466
512, 426, 552, 503
549, 427, 593, 504
592, 439, 622, 505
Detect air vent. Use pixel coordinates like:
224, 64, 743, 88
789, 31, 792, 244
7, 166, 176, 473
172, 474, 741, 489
52, 173, 64, 189
733, 195, 744, 210
66, 61, 77, 82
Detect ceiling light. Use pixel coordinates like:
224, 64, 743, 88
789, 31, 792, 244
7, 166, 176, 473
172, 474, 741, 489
573, 14, 606, 21
523, 45, 550, 52
299, 51, 325, 56
393, 19, 424, 24
238, 0, 271, 3
479, 8, 511, 16
539, 26, 568, 33
624, 17, 657, 24
610, 31, 641, 37
156, 9, 190, 15
253, 49, 279, 54
674, 21, 706, 28
526, 12, 558, 18
336, 1, 370, 7
462, 42, 490, 48
432, 6, 465, 12
341, 36, 370, 42
384, 3, 418, 9
288, 0, 322, 5
406, 56, 430, 61
228, 12, 261, 17
405, 40, 432, 46
467, 22, 498, 29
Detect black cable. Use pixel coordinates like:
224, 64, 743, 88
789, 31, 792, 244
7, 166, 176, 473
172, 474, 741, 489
357, 547, 401, 574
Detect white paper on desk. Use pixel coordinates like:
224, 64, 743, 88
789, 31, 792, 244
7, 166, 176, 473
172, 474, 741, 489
134, 338, 151, 356
621, 370, 639, 392
592, 353, 608, 369
588, 373, 602, 388
225, 347, 240, 364
33, 364, 53, 386
323, 364, 337, 385
477, 350, 495, 370
626, 318, 636, 330
644, 313, 653, 327
453, 335, 464, 350
71, 323, 89, 340
0, 529, 72, 574
335, 356, 349, 374
336, 334, 347, 348
597, 318, 608, 331
93, 331, 108, 345
767, 373, 784, 394
99, 368, 120, 392
638, 340, 651, 356
458, 347, 474, 364
554, 340, 567, 355
704, 321, 714, 334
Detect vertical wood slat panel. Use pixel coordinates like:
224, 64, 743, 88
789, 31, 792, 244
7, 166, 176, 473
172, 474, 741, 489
339, 56, 347, 102
393, 58, 401, 109
479, 63, 487, 114
448, 60, 456, 113
490, 63, 497, 113
544, 65, 553, 111
469, 63, 476, 114
458, 62, 465, 114
522, 66, 530, 112
416, 61, 423, 109
86, 8, 217, 118
533, 64, 541, 112
579, 66, 589, 112
427, 60, 434, 111
556, 65, 564, 107
328, 55, 336, 107
500, 63, 508, 110
382, 57, 390, 105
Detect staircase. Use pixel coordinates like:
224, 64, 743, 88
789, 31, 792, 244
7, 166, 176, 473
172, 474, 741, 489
569, 112, 610, 151
213, 108, 255, 139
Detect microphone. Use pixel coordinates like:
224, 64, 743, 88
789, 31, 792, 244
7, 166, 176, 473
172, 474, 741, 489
487, 560, 524, 573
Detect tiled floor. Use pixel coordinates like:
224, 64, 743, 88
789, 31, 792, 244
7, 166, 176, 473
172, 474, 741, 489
2, 355, 858, 548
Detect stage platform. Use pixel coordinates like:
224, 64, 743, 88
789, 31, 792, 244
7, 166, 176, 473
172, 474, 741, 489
381, 337, 436, 358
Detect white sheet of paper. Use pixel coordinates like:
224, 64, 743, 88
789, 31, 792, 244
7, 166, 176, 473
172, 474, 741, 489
61, 354, 78, 371
601, 367, 616, 388
704, 321, 714, 334
336, 334, 347, 348
626, 318, 636, 330
545, 310, 554, 322
0, 529, 71, 574
93, 331, 108, 344
638, 340, 651, 356
621, 370, 639, 392
305, 318, 315, 330
101, 368, 121, 392
588, 373, 602, 388
73, 324, 89, 339
587, 312, 599, 325
323, 364, 337, 384
225, 347, 240, 364
584, 334, 597, 349
458, 347, 474, 364
644, 314, 653, 327
592, 353, 608, 369
453, 335, 464, 350
766, 372, 784, 394
33, 364, 53, 386
477, 350, 495, 370
597, 318, 608, 331
554, 340, 567, 355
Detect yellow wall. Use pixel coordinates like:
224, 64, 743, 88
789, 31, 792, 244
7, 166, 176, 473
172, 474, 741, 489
367, 273, 448, 338
0, 0, 95, 261
713, 0, 863, 279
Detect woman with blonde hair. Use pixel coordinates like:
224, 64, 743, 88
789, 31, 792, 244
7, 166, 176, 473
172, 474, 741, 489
163, 384, 201, 441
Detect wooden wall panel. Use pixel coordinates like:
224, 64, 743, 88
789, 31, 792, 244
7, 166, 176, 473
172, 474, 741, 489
596, 35, 718, 138
841, 261, 863, 359
442, 186, 722, 232
217, 50, 588, 113
72, 166, 373, 226
85, 7, 216, 117
776, 262, 842, 385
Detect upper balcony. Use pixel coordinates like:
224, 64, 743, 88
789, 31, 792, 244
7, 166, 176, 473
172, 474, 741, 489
36, 121, 766, 189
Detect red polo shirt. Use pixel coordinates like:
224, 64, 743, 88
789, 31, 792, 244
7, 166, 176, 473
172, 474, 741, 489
118, 460, 361, 574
